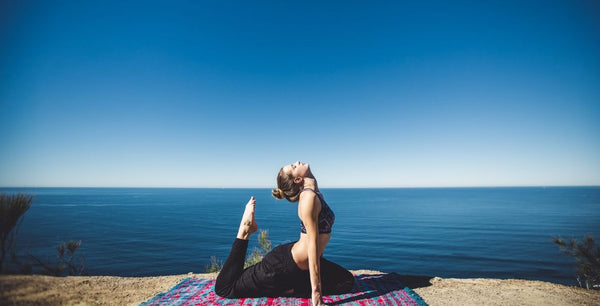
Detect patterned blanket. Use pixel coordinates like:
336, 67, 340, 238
141, 273, 427, 305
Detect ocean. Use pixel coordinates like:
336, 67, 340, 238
1, 187, 598, 286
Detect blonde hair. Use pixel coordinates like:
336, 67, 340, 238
271, 167, 303, 202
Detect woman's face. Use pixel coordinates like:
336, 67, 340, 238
283, 161, 311, 178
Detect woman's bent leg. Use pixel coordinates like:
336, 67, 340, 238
320, 257, 355, 295
215, 238, 249, 297
216, 242, 296, 298
215, 197, 258, 298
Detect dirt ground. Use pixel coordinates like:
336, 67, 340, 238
1, 270, 599, 305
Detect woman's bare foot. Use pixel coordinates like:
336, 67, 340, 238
237, 196, 258, 240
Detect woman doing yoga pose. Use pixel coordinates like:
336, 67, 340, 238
215, 161, 354, 306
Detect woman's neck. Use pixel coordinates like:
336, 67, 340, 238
303, 177, 318, 191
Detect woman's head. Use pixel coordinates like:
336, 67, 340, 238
271, 161, 312, 202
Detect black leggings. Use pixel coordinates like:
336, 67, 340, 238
215, 239, 355, 298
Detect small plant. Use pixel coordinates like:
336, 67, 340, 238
206, 229, 272, 273
29, 240, 86, 276
244, 230, 272, 269
205, 255, 223, 273
0, 193, 34, 273
553, 235, 600, 290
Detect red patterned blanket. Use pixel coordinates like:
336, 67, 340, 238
141, 273, 427, 305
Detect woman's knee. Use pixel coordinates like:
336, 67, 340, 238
214, 279, 234, 298
322, 271, 355, 294
332, 271, 354, 291
340, 272, 355, 291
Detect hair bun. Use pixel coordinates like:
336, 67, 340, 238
271, 188, 285, 200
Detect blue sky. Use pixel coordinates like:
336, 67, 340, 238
1, 1, 599, 187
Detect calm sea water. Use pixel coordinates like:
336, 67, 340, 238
1, 187, 599, 286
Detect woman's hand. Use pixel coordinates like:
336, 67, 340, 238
312, 292, 327, 306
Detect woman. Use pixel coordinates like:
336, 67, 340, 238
215, 161, 354, 305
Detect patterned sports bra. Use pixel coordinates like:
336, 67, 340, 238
300, 188, 335, 234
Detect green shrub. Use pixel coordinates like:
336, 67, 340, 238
0, 193, 34, 273
553, 235, 600, 290
244, 230, 272, 269
205, 255, 222, 273
206, 230, 272, 273
28, 240, 86, 276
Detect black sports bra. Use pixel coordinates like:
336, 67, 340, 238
300, 188, 335, 234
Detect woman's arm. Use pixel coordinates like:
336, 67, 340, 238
298, 192, 325, 306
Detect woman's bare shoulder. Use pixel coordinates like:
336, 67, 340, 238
298, 191, 319, 220
299, 189, 316, 199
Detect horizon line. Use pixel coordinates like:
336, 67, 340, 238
1, 185, 599, 189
